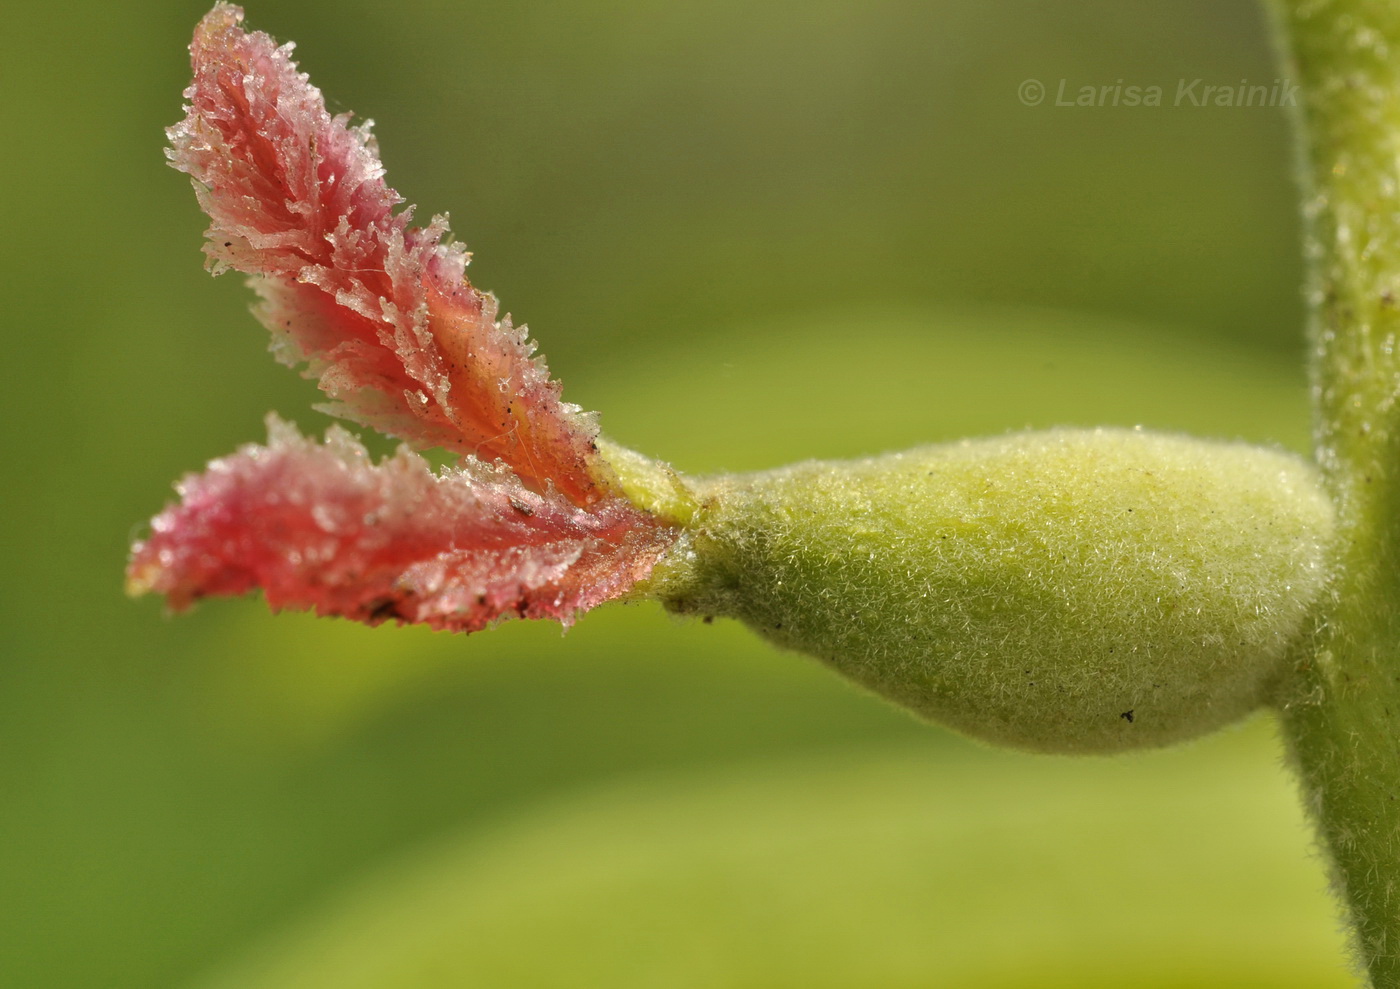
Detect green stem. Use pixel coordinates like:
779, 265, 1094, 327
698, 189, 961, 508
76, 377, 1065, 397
1270, 1, 1400, 983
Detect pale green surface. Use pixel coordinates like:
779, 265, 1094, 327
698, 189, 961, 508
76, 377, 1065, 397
195, 730, 1353, 989
653, 430, 1335, 753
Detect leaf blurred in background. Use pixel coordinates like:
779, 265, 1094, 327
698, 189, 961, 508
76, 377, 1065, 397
0, 0, 1348, 986
194, 738, 1346, 989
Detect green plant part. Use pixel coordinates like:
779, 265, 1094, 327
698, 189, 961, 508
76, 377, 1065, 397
128, 4, 1400, 980
639, 430, 1335, 753
1267, 1, 1400, 983
131, 5, 1339, 758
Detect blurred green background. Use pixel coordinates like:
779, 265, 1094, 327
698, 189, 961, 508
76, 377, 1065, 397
1, 0, 1357, 986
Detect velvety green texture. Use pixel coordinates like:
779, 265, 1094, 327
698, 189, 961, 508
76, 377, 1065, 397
657, 430, 1335, 753
1268, 1, 1400, 982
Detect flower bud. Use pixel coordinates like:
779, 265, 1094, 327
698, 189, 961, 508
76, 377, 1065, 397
652, 429, 1335, 753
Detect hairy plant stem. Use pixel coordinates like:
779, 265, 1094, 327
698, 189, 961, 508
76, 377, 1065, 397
1270, 1, 1400, 983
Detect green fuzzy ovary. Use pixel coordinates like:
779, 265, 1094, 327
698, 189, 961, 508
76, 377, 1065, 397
656, 430, 1336, 754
